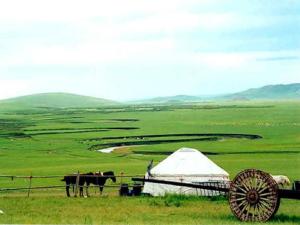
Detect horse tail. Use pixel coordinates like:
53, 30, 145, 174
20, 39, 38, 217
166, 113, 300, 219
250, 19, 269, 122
61, 178, 66, 181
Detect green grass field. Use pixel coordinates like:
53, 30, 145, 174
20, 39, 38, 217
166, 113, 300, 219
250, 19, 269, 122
0, 101, 299, 224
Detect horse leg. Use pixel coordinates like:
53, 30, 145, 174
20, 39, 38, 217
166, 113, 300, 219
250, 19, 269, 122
99, 186, 104, 195
80, 186, 84, 197
79, 180, 84, 197
66, 183, 70, 197
86, 184, 90, 197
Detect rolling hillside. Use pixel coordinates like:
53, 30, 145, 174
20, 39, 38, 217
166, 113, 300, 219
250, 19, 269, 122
0, 93, 118, 108
132, 83, 300, 103
223, 83, 300, 100
1, 83, 299, 109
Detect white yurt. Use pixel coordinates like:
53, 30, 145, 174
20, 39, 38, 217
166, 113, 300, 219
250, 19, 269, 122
142, 147, 229, 196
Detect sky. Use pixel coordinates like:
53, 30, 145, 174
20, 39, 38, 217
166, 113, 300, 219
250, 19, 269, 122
0, 0, 299, 101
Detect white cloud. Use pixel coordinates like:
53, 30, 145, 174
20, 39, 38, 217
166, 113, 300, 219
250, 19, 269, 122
0, 38, 175, 67
112, 12, 231, 34
191, 51, 300, 69
0, 1, 299, 100
0, 79, 31, 99
1, 0, 292, 70
193, 53, 251, 69
0, 0, 201, 23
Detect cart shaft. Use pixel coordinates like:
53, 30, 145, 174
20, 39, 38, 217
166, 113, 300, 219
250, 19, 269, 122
279, 189, 300, 200
132, 178, 229, 192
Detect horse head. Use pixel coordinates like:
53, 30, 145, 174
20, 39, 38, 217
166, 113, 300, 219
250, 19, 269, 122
103, 171, 116, 183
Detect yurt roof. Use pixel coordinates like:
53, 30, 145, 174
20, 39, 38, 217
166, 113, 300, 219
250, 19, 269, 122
149, 147, 229, 177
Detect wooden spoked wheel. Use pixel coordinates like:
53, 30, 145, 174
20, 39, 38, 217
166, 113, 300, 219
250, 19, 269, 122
229, 169, 279, 222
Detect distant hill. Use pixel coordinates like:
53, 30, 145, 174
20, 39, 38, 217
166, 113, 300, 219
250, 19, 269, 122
0, 93, 119, 108
223, 83, 300, 100
130, 83, 300, 104
1, 83, 299, 109
131, 95, 204, 104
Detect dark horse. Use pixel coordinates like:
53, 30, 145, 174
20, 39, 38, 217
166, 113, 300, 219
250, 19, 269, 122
61, 171, 116, 197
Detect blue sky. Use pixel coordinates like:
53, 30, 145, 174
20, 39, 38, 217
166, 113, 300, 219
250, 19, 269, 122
0, 0, 299, 100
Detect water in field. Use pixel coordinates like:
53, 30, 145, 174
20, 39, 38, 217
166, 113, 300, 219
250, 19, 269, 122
97, 147, 118, 153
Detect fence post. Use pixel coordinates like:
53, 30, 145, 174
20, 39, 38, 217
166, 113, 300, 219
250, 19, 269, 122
75, 171, 80, 197
120, 171, 124, 186
180, 177, 183, 195
120, 171, 124, 188
27, 173, 32, 197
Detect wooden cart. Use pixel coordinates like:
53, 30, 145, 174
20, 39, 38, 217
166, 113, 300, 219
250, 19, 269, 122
133, 169, 300, 222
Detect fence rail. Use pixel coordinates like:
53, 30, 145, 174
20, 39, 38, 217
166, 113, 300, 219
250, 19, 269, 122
0, 174, 144, 179
0, 184, 140, 192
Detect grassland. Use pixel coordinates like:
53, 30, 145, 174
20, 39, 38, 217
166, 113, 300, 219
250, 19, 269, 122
0, 101, 299, 224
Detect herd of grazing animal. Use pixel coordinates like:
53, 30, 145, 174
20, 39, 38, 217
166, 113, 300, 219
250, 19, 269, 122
61, 171, 116, 197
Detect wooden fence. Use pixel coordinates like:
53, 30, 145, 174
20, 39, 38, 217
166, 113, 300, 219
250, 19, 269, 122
0, 173, 144, 197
